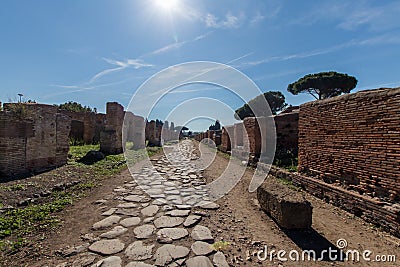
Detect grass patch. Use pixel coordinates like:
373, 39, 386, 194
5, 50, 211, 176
211, 240, 231, 251
0, 144, 162, 253
276, 177, 301, 191
273, 149, 298, 172
0, 184, 27, 192
0, 194, 72, 251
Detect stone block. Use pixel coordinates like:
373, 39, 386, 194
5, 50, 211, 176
257, 178, 312, 229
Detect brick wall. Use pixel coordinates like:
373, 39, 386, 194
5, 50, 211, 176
274, 111, 299, 153
100, 102, 124, 154
243, 117, 261, 156
60, 110, 105, 144
220, 126, 234, 152
299, 88, 400, 202
146, 120, 160, 147
0, 103, 70, 180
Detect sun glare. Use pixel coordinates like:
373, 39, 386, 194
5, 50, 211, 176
155, 0, 179, 11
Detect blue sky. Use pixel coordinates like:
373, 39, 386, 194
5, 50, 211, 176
1, 0, 400, 131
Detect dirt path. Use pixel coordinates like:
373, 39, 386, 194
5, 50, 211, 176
3, 140, 399, 267
196, 140, 399, 266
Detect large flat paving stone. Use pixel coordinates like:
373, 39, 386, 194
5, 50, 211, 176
154, 244, 189, 266
186, 256, 213, 267
156, 228, 188, 241
92, 215, 121, 230
125, 241, 154, 261
88, 239, 125, 255
153, 216, 184, 228
191, 225, 214, 242
93, 256, 122, 267
213, 251, 229, 267
120, 217, 141, 227
183, 215, 202, 227
100, 226, 128, 239
140, 205, 159, 217
191, 241, 214, 256
165, 209, 190, 217
134, 224, 155, 239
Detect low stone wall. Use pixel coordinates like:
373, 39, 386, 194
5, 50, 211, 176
257, 177, 313, 229
258, 163, 400, 237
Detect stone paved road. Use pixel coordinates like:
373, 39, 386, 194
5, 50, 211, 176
57, 140, 229, 267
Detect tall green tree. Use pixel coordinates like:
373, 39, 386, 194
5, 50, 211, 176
287, 71, 357, 100
235, 91, 287, 120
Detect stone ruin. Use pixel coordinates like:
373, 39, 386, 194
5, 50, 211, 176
0, 103, 70, 180
195, 87, 400, 237
0, 100, 177, 180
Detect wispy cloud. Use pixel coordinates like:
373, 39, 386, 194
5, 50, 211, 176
204, 13, 244, 29
239, 34, 400, 68
148, 31, 213, 56
46, 80, 128, 98
250, 13, 265, 25
289, 1, 400, 32
53, 31, 213, 94
89, 58, 153, 83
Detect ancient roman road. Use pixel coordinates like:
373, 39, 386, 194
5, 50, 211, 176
58, 140, 229, 267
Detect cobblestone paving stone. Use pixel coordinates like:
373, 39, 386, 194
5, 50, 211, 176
57, 140, 229, 266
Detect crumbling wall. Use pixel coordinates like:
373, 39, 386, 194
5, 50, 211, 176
60, 110, 105, 144
0, 103, 70, 180
220, 126, 234, 152
100, 102, 124, 154
146, 120, 160, 147
299, 88, 400, 201
274, 110, 299, 153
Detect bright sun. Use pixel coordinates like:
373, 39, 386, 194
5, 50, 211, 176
155, 0, 179, 11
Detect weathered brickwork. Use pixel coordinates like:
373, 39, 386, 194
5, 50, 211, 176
60, 110, 105, 144
220, 126, 234, 153
299, 88, 400, 201
274, 110, 299, 153
257, 163, 400, 237
243, 117, 261, 156
123, 112, 146, 149
0, 103, 70, 180
100, 102, 124, 154
146, 120, 159, 147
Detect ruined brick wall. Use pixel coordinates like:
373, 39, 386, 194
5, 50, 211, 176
274, 111, 299, 153
220, 126, 234, 152
60, 110, 105, 144
214, 130, 222, 146
0, 103, 70, 180
233, 122, 244, 148
123, 112, 146, 150
146, 120, 160, 147
243, 117, 261, 156
100, 102, 124, 154
132, 115, 145, 149
299, 88, 400, 201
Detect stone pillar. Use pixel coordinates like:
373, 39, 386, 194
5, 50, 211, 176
132, 115, 145, 149
100, 102, 124, 154
146, 120, 159, 146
